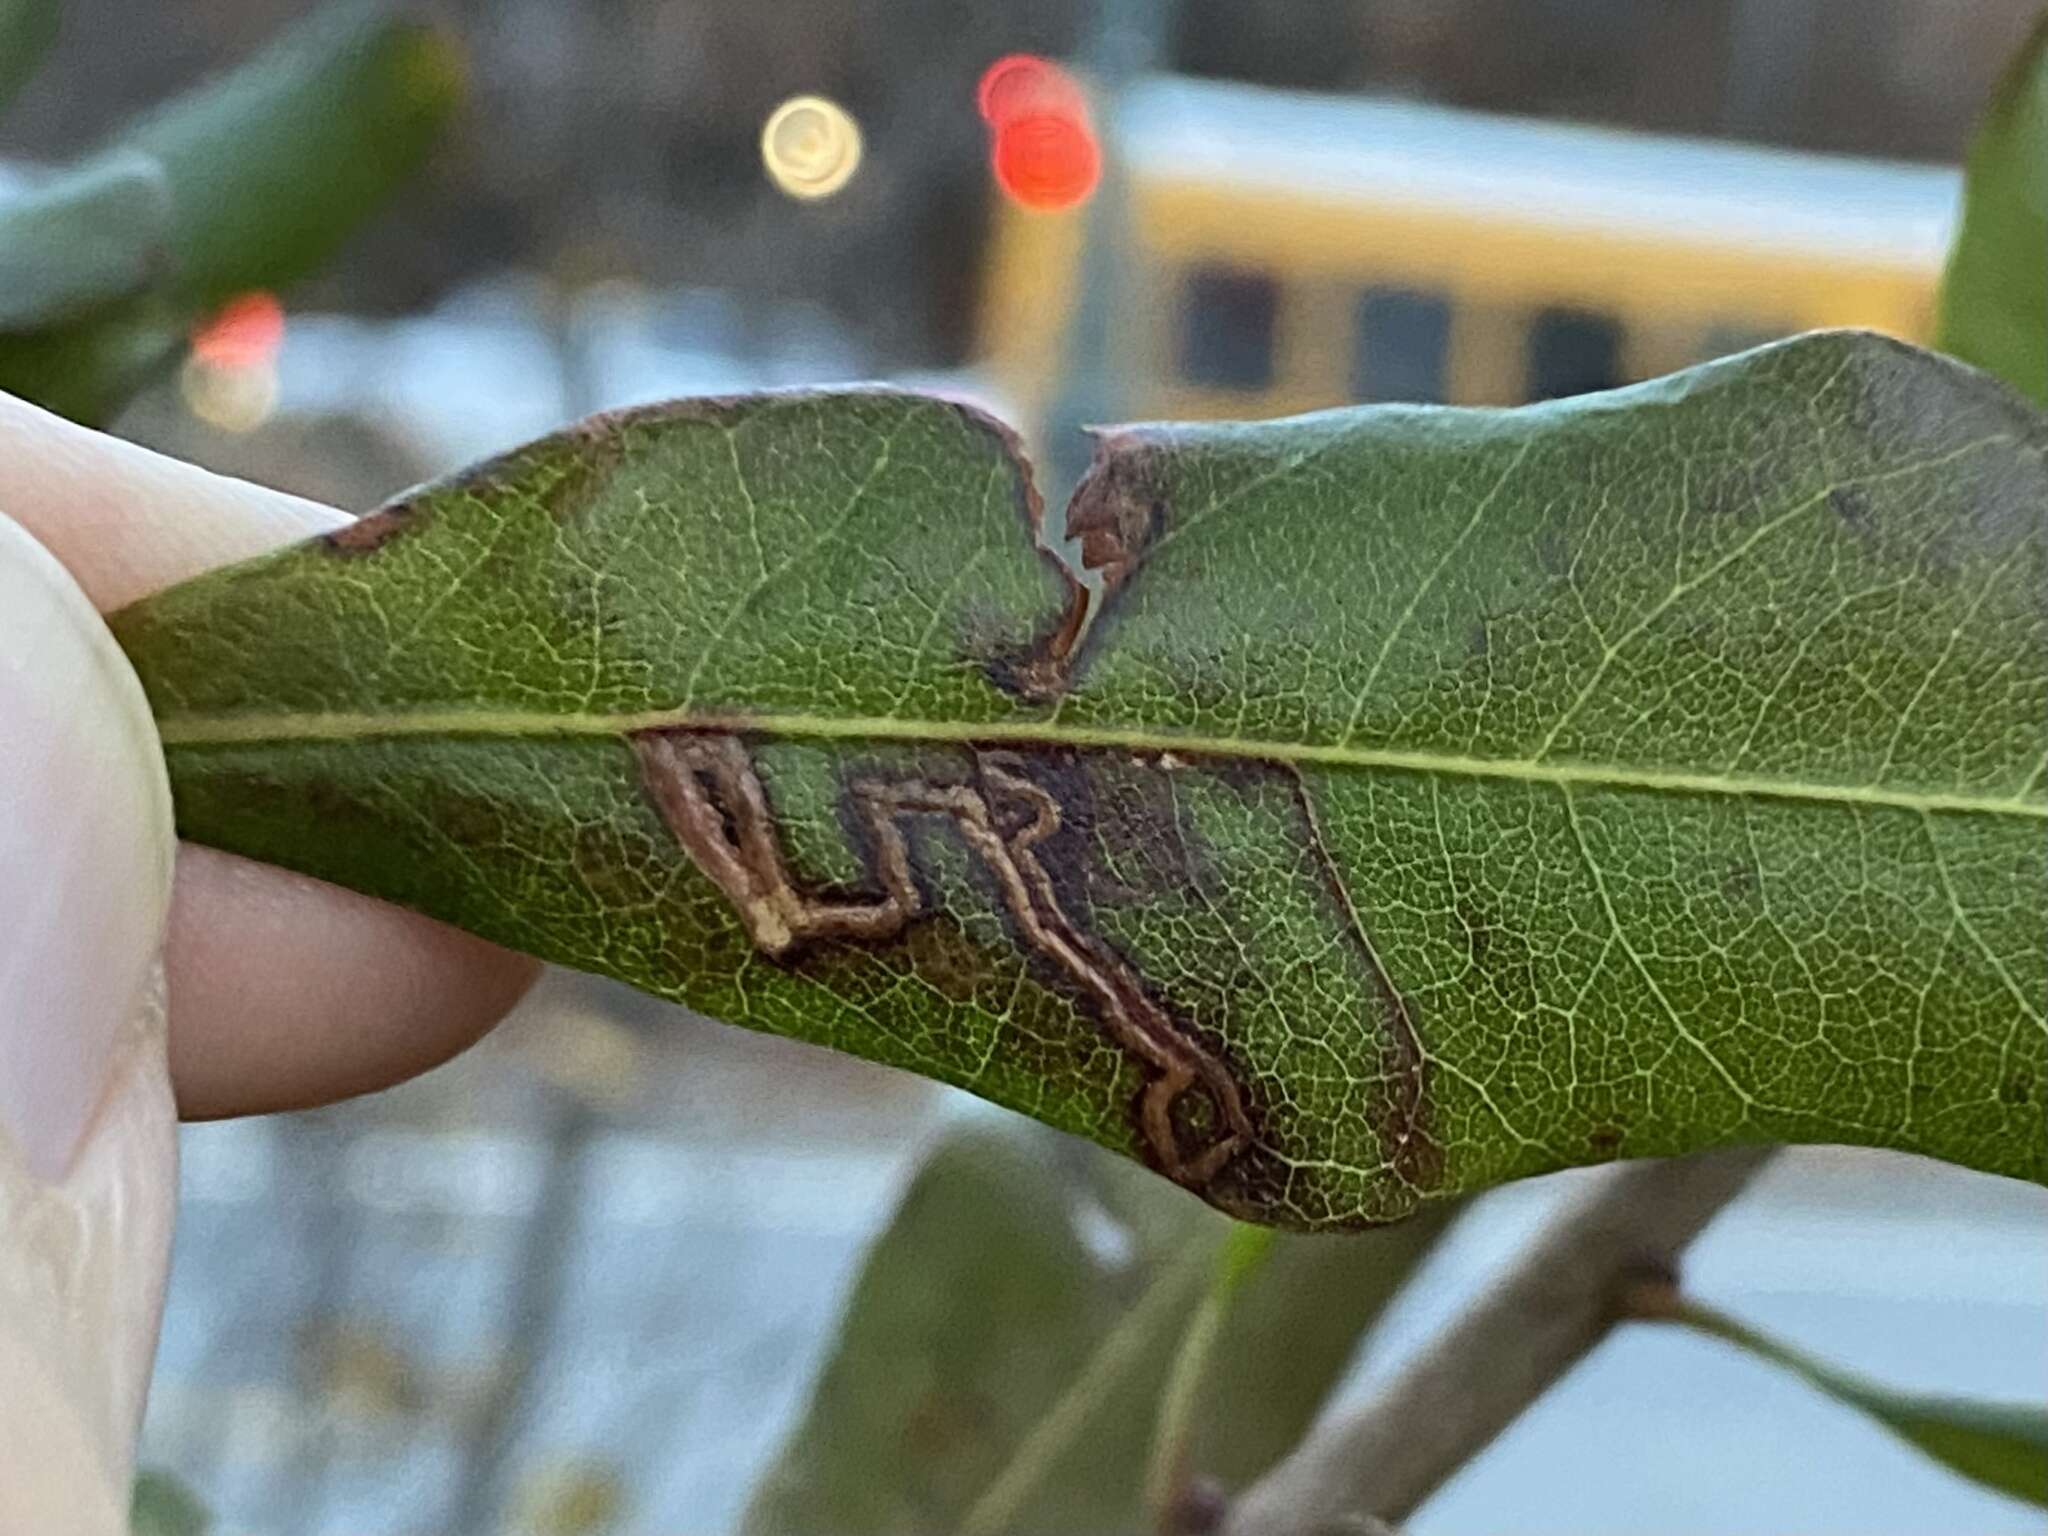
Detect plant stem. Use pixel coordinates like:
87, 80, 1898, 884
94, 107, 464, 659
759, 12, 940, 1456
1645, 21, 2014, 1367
1219, 1148, 1776, 1536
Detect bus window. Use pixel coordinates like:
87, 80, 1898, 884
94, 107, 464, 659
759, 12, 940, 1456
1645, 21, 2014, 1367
1527, 307, 1623, 400
1180, 265, 1278, 390
1353, 286, 1451, 403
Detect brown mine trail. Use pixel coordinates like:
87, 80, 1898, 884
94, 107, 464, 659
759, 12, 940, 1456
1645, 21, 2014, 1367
631, 728, 1255, 1190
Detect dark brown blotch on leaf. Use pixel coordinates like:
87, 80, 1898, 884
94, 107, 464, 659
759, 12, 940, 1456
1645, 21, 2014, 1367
322, 500, 424, 555
1066, 429, 1169, 595
992, 428, 1170, 702
1080, 754, 1216, 905
635, 730, 1257, 1196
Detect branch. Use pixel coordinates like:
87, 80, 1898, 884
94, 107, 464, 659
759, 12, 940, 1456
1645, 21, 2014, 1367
1220, 1147, 1777, 1536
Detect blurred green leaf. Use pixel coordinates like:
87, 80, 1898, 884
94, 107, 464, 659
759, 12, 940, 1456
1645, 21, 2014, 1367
740, 1122, 1451, 1536
105, 0, 462, 314
950, 1228, 1212, 1536
0, 0, 59, 111
1641, 1290, 2048, 1510
1144, 1224, 1277, 1525
0, 0, 460, 423
0, 292, 182, 422
130, 1468, 211, 1536
0, 152, 171, 329
1170, 1205, 1452, 1497
740, 1124, 1125, 1536
1936, 11, 2048, 404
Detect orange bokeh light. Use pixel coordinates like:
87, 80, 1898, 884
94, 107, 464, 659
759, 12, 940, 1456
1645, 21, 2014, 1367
191, 291, 286, 370
977, 55, 1099, 212
993, 114, 1101, 211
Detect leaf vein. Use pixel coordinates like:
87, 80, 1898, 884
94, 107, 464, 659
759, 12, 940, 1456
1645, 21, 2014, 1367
155, 707, 2048, 822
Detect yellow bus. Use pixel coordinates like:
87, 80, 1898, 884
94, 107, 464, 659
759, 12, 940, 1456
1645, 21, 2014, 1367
978, 74, 1962, 427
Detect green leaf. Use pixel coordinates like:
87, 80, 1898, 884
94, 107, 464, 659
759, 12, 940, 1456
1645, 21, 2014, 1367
111, 332, 2048, 1228
1635, 1288, 2048, 1509
1937, 12, 2048, 404
1143, 1223, 1277, 1524
100, 0, 462, 315
738, 1123, 1447, 1536
0, 292, 184, 425
0, 0, 460, 422
1164, 1210, 1448, 1494
0, 153, 172, 330
130, 1468, 211, 1536
738, 1125, 1129, 1536
0, 0, 58, 112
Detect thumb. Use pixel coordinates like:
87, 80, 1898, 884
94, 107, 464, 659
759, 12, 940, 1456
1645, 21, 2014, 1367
0, 509, 179, 1529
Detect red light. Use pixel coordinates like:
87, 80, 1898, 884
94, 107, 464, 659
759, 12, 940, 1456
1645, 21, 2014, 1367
978, 55, 1098, 212
191, 291, 285, 370
977, 54, 1084, 130
993, 114, 1101, 211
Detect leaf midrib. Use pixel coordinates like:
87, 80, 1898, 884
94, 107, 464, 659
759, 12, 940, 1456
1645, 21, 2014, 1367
152, 707, 2048, 820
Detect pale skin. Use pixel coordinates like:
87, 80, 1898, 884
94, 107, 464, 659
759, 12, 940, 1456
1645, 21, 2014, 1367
0, 389, 539, 1529
0, 390, 539, 1117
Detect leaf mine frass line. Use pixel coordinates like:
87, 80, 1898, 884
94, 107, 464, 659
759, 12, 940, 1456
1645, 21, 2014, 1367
632, 730, 1257, 1189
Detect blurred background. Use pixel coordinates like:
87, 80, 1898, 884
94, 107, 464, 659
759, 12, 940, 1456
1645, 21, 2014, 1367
5, 2, 2046, 1532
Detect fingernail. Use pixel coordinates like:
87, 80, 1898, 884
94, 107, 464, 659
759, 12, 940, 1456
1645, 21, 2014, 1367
0, 512, 174, 1181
